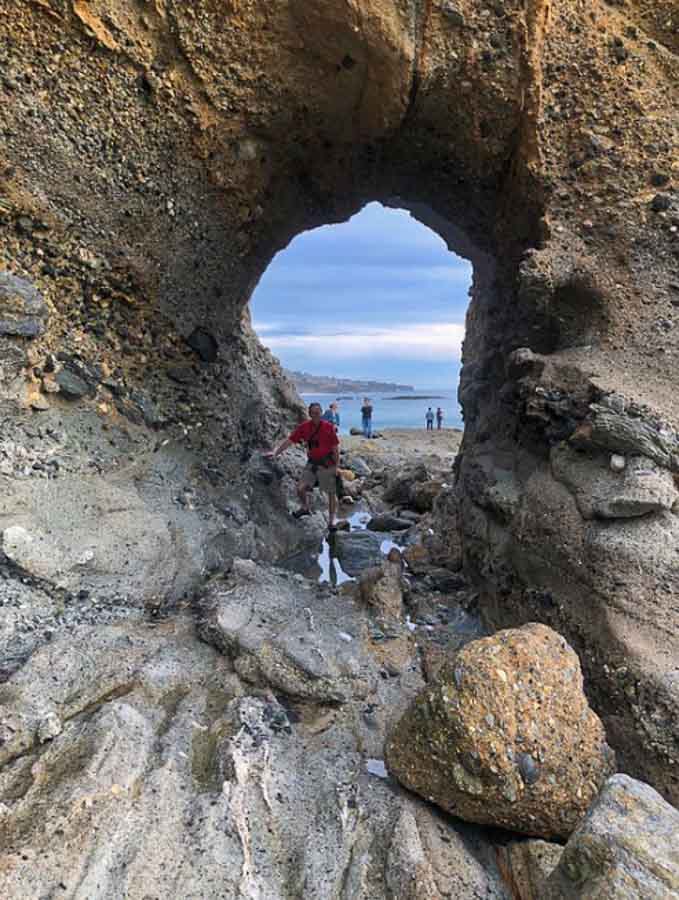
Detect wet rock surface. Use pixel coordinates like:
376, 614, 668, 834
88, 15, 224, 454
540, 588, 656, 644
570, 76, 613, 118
334, 531, 385, 578
385, 623, 616, 840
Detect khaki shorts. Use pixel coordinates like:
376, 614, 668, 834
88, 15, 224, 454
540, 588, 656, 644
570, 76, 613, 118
301, 461, 337, 496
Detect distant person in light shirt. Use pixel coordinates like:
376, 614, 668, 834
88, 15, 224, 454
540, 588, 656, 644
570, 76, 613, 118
436, 407, 444, 430
322, 401, 340, 432
425, 407, 434, 431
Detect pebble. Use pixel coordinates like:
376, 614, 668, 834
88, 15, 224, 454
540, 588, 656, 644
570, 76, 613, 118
517, 752, 541, 786
610, 454, 626, 472
651, 194, 671, 213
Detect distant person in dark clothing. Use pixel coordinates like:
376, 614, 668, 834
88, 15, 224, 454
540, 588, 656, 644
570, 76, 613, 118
436, 407, 444, 430
322, 401, 340, 431
425, 407, 434, 431
360, 398, 373, 438
265, 402, 340, 530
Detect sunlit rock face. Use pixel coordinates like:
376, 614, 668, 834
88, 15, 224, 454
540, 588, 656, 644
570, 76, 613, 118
0, 2, 679, 893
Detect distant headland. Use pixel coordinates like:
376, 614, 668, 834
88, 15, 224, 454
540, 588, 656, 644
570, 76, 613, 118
285, 370, 414, 394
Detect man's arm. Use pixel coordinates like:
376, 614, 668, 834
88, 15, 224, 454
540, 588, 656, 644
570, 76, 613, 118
264, 437, 293, 459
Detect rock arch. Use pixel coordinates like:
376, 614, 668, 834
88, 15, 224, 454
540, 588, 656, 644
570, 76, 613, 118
1, 0, 679, 807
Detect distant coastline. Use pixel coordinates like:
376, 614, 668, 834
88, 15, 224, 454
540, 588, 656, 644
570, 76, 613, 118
388, 395, 445, 401
286, 369, 414, 394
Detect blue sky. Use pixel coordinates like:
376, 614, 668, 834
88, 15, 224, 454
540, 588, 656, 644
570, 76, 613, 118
250, 202, 472, 389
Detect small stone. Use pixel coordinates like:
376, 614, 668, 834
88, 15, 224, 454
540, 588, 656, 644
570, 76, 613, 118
609, 454, 626, 472
366, 514, 411, 532
651, 194, 671, 212
441, 3, 466, 27
30, 394, 50, 411
167, 366, 194, 384
517, 752, 540, 786
38, 712, 62, 743
55, 369, 89, 400
650, 172, 669, 187
233, 557, 257, 579
15, 216, 35, 235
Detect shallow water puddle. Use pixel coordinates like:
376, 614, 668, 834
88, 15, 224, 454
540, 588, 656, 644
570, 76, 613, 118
279, 506, 399, 586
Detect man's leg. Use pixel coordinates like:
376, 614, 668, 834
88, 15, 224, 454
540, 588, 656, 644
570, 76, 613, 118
318, 468, 337, 527
362, 417, 368, 437
367, 420, 372, 438
297, 480, 311, 510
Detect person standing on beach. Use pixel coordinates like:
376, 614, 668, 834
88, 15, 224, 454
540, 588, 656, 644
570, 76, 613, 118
322, 401, 340, 432
264, 402, 340, 531
425, 407, 434, 431
360, 398, 373, 438
436, 407, 444, 430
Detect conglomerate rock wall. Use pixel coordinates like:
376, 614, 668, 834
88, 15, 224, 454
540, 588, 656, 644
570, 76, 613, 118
1, 0, 678, 842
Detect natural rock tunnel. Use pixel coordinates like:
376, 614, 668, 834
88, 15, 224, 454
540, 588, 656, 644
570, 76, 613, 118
1, 0, 679, 875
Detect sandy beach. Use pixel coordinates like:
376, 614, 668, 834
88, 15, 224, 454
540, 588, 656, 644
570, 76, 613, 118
342, 427, 463, 469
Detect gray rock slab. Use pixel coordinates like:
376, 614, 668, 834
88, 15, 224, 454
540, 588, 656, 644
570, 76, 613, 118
0, 272, 48, 338
0, 608, 509, 900
334, 531, 384, 577
545, 774, 679, 898
199, 566, 377, 702
0, 470, 207, 604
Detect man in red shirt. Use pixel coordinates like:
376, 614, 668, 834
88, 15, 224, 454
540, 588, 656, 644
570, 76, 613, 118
265, 402, 340, 530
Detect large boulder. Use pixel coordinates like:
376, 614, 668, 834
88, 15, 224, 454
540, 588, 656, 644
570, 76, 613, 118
385, 623, 615, 839
544, 774, 679, 899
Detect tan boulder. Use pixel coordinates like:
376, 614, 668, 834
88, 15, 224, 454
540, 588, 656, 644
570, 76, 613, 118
385, 623, 615, 840
358, 550, 403, 622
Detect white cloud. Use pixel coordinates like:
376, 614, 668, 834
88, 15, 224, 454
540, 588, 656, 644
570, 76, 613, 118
259, 321, 465, 362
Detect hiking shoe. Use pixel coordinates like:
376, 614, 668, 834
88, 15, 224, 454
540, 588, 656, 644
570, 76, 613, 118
292, 508, 311, 519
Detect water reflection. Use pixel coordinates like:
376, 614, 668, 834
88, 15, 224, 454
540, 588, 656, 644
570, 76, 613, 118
279, 508, 390, 586
278, 534, 353, 586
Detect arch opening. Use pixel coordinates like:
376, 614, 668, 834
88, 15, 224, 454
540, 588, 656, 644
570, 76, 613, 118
250, 201, 473, 431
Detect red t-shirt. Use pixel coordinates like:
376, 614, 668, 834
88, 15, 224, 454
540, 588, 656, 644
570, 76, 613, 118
289, 419, 339, 464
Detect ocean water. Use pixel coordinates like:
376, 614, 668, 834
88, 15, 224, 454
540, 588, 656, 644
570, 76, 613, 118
300, 389, 463, 433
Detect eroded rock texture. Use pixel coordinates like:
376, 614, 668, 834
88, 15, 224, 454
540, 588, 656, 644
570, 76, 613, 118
0, 568, 508, 900
1, 0, 679, 890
